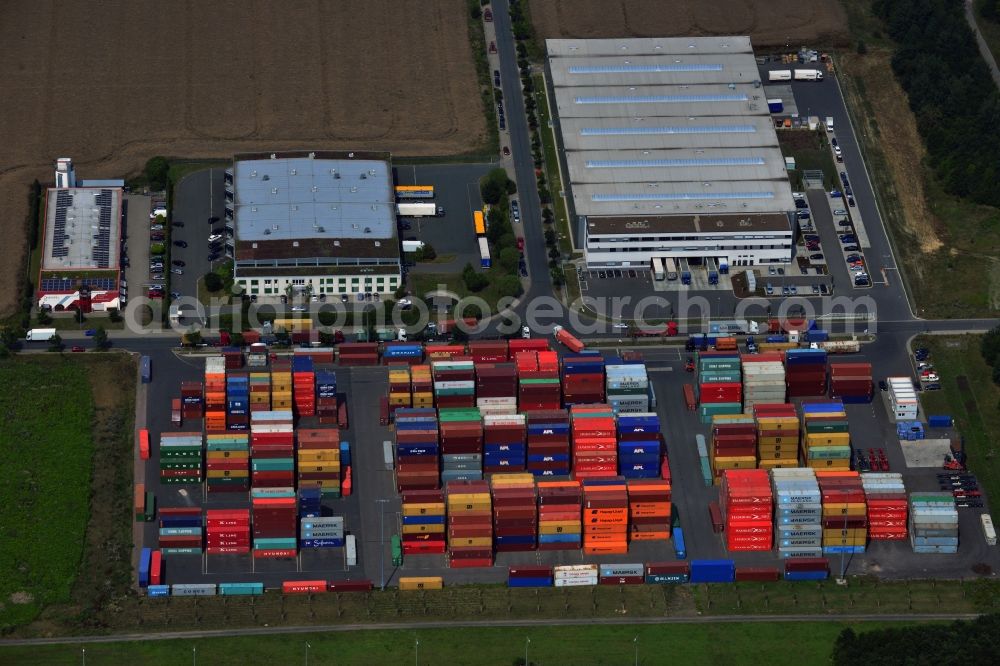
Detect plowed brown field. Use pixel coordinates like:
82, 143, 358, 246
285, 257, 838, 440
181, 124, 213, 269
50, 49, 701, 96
0, 0, 485, 316
530, 0, 849, 48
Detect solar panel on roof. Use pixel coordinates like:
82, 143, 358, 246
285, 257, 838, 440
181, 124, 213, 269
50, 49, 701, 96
568, 64, 723, 74
591, 191, 774, 202
585, 157, 766, 168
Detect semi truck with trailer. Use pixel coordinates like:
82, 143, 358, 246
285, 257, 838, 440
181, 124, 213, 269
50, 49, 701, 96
793, 69, 824, 81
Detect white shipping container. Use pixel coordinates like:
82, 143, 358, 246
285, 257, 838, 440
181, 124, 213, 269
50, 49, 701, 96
346, 534, 358, 566
981, 514, 997, 546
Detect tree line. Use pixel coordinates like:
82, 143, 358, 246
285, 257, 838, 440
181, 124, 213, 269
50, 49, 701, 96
833, 613, 1000, 664
874, 0, 1000, 205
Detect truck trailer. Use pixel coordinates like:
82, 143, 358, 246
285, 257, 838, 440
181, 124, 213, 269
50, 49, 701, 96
396, 203, 437, 217
552, 325, 584, 353
768, 70, 792, 81
793, 69, 824, 81
26, 328, 57, 341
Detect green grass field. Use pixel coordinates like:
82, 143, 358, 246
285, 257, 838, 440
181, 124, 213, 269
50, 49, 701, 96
0, 621, 915, 665
0, 357, 95, 629
916, 335, 1000, 503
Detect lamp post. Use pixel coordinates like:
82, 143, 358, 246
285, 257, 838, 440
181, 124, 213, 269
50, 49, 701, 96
634, 635, 639, 666
415, 638, 420, 666
305, 642, 311, 666
81, 649, 86, 666
193, 646, 197, 666
525, 637, 531, 666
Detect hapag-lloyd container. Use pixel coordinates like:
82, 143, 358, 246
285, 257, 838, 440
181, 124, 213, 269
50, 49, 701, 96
721, 469, 773, 551
554, 564, 598, 586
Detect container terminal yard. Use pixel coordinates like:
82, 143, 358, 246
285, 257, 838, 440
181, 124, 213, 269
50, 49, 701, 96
133, 328, 999, 596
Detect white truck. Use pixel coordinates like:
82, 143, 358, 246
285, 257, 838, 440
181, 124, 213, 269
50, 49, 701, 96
396, 203, 437, 217
826, 116, 834, 132
794, 69, 824, 81
26, 328, 57, 341
401, 240, 425, 253
768, 70, 792, 82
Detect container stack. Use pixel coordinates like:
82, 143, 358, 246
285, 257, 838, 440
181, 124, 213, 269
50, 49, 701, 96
605, 364, 650, 414
205, 508, 250, 555
248, 372, 271, 413
410, 365, 434, 408
383, 341, 424, 365
562, 355, 605, 405
432, 360, 476, 408
337, 342, 379, 366
571, 404, 618, 480
205, 433, 250, 493
785, 348, 828, 398
297, 429, 341, 497
516, 352, 561, 410
754, 403, 800, 470
697, 352, 743, 423
829, 362, 873, 403
299, 515, 344, 549
800, 402, 851, 469
720, 469, 773, 551
616, 413, 662, 479
292, 357, 315, 417
394, 408, 441, 491
526, 410, 571, 477
439, 408, 484, 483
180, 381, 204, 421
709, 415, 757, 483
475, 364, 518, 416
315, 371, 338, 425
909, 492, 958, 554
425, 343, 467, 361
817, 471, 867, 555
626, 479, 671, 542
298, 488, 322, 518
401, 489, 447, 555
771, 468, 823, 559
270, 360, 293, 411
294, 346, 335, 364
388, 366, 413, 411
226, 371, 250, 431
221, 346, 243, 369
862, 473, 908, 541
582, 479, 629, 555
251, 488, 297, 558
468, 340, 509, 364
887, 377, 918, 420
483, 413, 527, 473
204, 357, 227, 433
447, 479, 493, 567
159, 432, 203, 484
741, 353, 786, 411
491, 473, 537, 551
158, 507, 203, 554
537, 480, 582, 550
250, 410, 295, 488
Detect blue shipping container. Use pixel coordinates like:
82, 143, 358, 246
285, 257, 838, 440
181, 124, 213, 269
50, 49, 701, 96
689, 559, 736, 583
138, 547, 152, 588
928, 415, 952, 428
140, 356, 152, 383
672, 527, 687, 559
147, 584, 170, 597
508, 577, 553, 588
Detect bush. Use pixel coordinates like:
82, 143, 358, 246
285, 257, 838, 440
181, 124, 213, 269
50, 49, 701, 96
480, 168, 514, 205
414, 243, 437, 262
144, 156, 170, 191
467, 0, 481, 19
496, 275, 523, 298
499, 247, 520, 273
856, 40, 867, 55
149, 243, 165, 255
462, 263, 490, 292
544, 228, 557, 245
981, 326, 1000, 365
204, 272, 224, 292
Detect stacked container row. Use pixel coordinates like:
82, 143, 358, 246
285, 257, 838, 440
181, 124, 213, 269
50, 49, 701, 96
440, 408, 483, 482
315, 370, 338, 425
754, 403, 800, 471
627, 479, 671, 541
817, 471, 867, 554
741, 353, 786, 411
159, 507, 202, 554
517, 352, 561, 410
337, 342, 379, 366
582, 479, 628, 555
910, 492, 958, 553
721, 469, 773, 551
800, 401, 851, 469
829, 362, 873, 403
785, 348, 827, 397
697, 352, 742, 423
491, 473, 537, 551
298, 428, 341, 497
563, 354, 606, 405
709, 414, 756, 483
401, 489, 446, 554
571, 404, 618, 480
292, 357, 315, 417
861, 472, 908, 540
394, 408, 440, 491
160, 432, 203, 484
433, 360, 476, 409
252, 487, 297, 558
205, 433, 249, 493
206, 509, 250, 555
447, 479, 493, 567
617, 413, 661, 479
771, 468, 822, 559
526, 410, 571, 476
538, 480, 582, 549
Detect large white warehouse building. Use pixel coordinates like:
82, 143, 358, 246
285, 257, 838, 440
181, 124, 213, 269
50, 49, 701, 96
546, 36, 795, 271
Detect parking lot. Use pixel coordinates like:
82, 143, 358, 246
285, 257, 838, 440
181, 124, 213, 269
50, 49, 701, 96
393, 163, 496, 276
172, 168, 228, 301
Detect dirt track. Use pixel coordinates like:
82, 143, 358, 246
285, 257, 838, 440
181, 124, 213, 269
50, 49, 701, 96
530, 0, 849, 48
0, 0, 486, 317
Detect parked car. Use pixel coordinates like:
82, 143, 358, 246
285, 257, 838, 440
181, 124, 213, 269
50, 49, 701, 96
170, 291, 181, 299
150, 224, 164, 231
789, 285, 797, 294
829, 190, 842, 198
833, 209, 848, 216
838, 219, 851, 227
172, 220, 184, 228
171, 267, 184, 275
809, 253, 824, 261
782, 286, 790, 296
208, 234, 223, 243
207, 253, 221, 262
511, 200, 520, 219
71, 346, 85, 353
840, 235, 857, 244
795, 199, 808, 209
777, 267, 784, 275
846, 254, 862, 262
843, 245, 860, 252
208, 216, 220, 223
173, 240, 188, 248
768, 266, 776, 276
848, 196, 856, 207
765, 283, 774, 295
503, 146, 510, 156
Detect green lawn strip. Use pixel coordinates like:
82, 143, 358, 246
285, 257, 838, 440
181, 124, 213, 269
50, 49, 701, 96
915, 335, 1000, 504
533, 74, 573, 255
0, 621, 911, 665
0, 357, 94, 629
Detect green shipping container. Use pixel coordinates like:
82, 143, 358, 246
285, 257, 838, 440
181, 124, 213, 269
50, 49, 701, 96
143, 491, 156, 521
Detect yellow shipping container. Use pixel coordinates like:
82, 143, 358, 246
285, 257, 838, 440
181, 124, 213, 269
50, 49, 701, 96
758, 459, 799, 470
206, 469, 248, 479
402, 524, 446, 535
712, 457, 758, 470
804, 433, 851, 446
206, 451, 249, 460
490, 473, 535, 485
757, 446, 797, 458
298, 463, 341, 474
399, 577, 443, 591
822, 504, 867, 516
449, 537, 492, 548
402, 503, 446, 516
539, 522, 582, 534
448, 493, 491, 503
757, 435, 798, 446
447, 502, 491, 512
297, 450, 340, 462
806, 458, 851, 469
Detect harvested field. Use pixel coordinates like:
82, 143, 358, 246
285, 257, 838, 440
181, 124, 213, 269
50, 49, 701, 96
529, 0, 849, 48
0, 0, 486, 317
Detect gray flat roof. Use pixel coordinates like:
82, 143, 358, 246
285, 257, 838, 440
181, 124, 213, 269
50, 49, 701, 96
553, 83, 769, 119
548, 53, 763, 89
42, 187, 121, 271
547, 36, 793, 221
546, 37, 754, 58
565, 148, 790, 185
572, 181, 796, 217
586, 212, 792, 236
234, 157, 394, 242
557, 115, 780, 152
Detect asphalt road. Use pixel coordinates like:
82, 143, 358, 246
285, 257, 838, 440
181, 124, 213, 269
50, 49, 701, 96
0, 612, 982, 647
966, 0, 1000, 89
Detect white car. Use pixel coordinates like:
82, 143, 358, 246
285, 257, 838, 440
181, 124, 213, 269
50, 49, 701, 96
398, 297, 413, 308
170, 267, 184, 275
208, 234, 223, 243
611, 323, 629, 330
521, 326, 530, 339
291, 305, 307, 312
